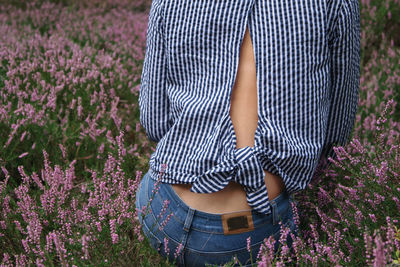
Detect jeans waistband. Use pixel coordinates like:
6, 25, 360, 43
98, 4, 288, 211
146, 169, 291, 233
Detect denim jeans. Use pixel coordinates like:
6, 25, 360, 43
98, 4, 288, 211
135, 171, 298, 267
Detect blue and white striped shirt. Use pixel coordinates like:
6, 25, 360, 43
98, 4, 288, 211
139, 0, 360, 215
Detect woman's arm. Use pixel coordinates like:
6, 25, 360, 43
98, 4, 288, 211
320, 0, 361, 165
139, 0, 172, 143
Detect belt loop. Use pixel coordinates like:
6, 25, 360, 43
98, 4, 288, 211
270, 200, 278, 225
178, 207, 195, 266
144, 172, 150, 203
183, 207, 195, 232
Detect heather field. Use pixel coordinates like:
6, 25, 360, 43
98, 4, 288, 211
0, 0, 399, 266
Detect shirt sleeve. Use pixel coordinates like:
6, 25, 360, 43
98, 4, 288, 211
139, 0, 172, 143
319, 0, 361, 166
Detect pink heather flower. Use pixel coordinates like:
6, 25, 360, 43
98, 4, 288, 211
376, 99, 394, 131
21, 238, 30, 254
13, 221, 25, 233
111, 233, 119, 244
174, 243, 184, 259
58, 144, 67, 159
109, 219, 118, 244
354, 210, 363, 227
134, 225, 144, 242
70, 98, 76, 109
2, 195, 11, 215
157, 199, 170, 219
81, 234, 89, 260
106, 130, 115, 146
77, 96, 83, 117
372, 235, 386, 267
30, 172, 44, 190
278, 222, 290, 247
116, 131, 126, 157
95, 221, 102, 232
98, 143, 105, 154
310, 224, 319, 241
45, 233, 53, 253
369, 214, 377, 223
159, 213, 173, 231
247, 236, 251, 253
1, 253, 11, 265
18, 152, 29, 158
131, 84, 140, 94
20, 131, 27, 142
81, 183, 87, 193
350, 138, 365, 154
386, 217, 395, 253
257, 236, 275, 266
164, 237, 170, 256
392, 197, 400, 212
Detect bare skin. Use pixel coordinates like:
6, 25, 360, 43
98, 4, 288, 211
171, 26, 286, 214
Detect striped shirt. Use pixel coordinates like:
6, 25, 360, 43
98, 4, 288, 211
138, 0, 360, 215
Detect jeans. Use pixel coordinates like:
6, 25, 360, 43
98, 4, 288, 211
135, 171, 298, 266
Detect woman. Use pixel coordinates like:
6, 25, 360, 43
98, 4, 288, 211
136, 0, 360, 266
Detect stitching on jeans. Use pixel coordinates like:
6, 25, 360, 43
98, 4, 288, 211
189, 232, 214, 266
200, 232, 214, 250
184, 237, 266, 255
141, 214, 163, 251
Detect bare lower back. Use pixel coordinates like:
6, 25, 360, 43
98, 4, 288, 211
171, 26, 285, 214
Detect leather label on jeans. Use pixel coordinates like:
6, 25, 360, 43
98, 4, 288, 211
221, 210, 254, 235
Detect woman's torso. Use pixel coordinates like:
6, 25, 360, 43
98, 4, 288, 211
171, 27, 286, 214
